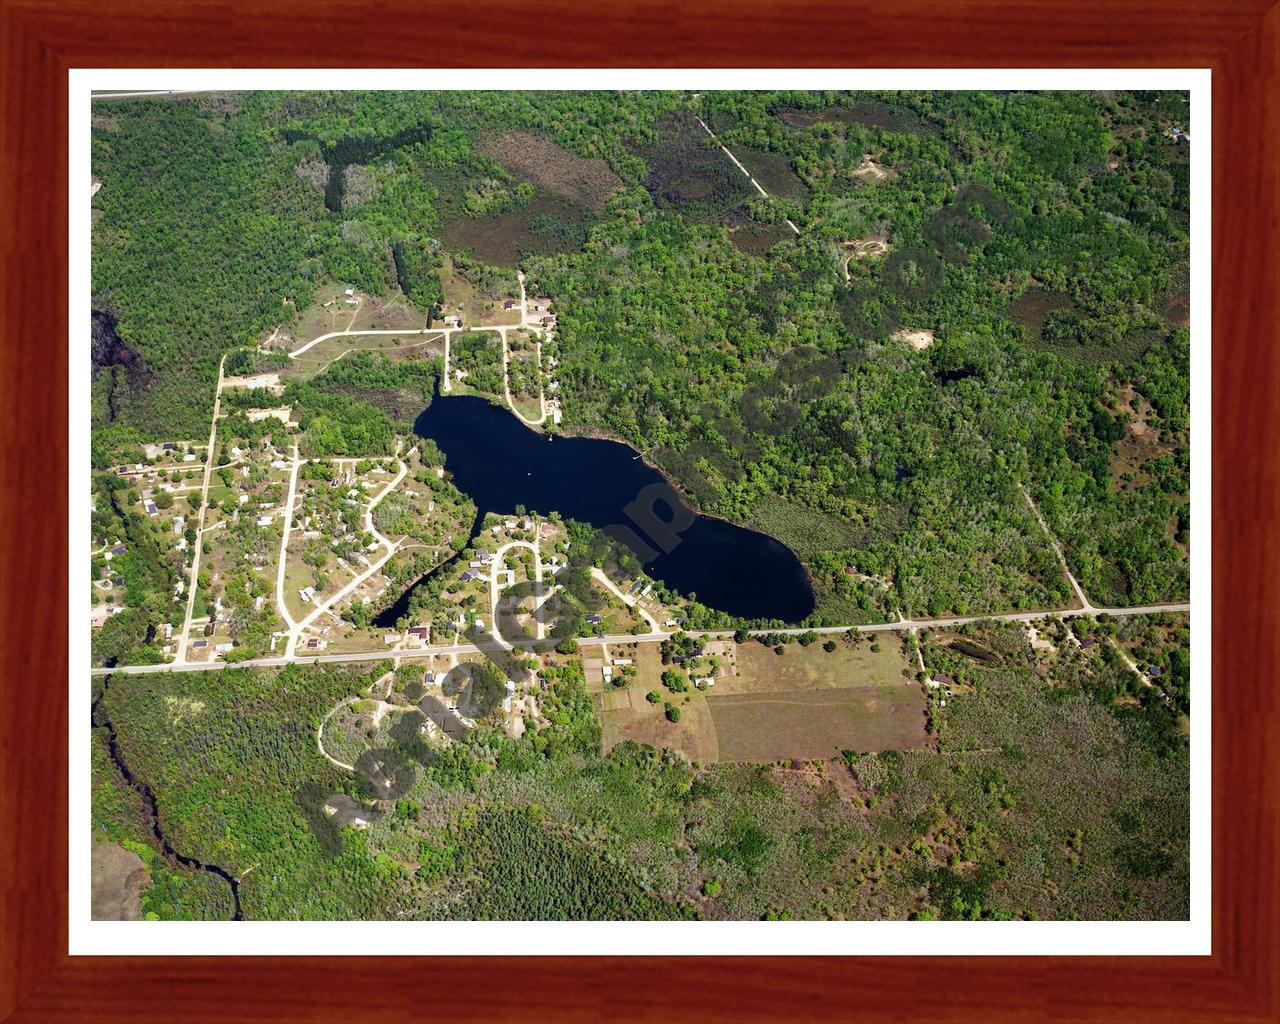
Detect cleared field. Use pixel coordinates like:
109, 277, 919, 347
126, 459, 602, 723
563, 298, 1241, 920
725, 208, 791, 256
440, 195, 592, 268
707, 686, 928, 762
482, 131, 622, 211
634, 112, 754, 223
91, 841, 148, 921
439, 255, 521, 327
597, 686, 720, 765
286, 332, 443, 380
725, 636, 912, 695
736, 149, 809, 201
594, 637, 925, 765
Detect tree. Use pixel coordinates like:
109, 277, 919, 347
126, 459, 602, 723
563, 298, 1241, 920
661, 669, 687, 693
645, 691, 661, 704
823, 640, 837, 653
665, 705, 682, 723
555, 638, 579, 655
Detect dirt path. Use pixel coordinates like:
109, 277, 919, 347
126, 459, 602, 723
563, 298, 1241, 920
489, 538, 544, 644
590, 566, 660, 633
274, 443, 302, 632
316, 696, 358, 771
174, 354, 226, 664
1018, 483, 1093, 612
286, 458, 407, 657
694, 115, 800, 236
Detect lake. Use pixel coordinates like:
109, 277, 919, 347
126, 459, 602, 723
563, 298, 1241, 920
383, 395, 815, 625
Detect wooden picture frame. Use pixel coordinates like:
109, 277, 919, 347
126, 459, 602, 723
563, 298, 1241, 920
2, 1, 1275, 1019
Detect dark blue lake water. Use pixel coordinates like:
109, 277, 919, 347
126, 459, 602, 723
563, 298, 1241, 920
377, 395, 814, 625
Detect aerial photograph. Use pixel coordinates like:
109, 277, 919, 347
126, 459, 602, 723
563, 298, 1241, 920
89, 89, 1191, 923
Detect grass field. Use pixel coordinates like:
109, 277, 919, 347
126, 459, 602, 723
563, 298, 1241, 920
439, 195, 592, 268
481, 131, 622, 212
735, 149, 809, 202
707, 686, 927, 762
594, 636, 925, 765
286, 332, 443, 381
439, 255, 521, 327
726, 635, 911, 694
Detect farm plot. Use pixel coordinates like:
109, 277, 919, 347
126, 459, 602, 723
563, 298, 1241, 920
704, 638, 927, 762
707, 686, 928, 762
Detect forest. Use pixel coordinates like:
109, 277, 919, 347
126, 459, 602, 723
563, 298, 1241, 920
93, 616, 1189, 921
93, 89, 1191, 623
90, 90, 1193, 921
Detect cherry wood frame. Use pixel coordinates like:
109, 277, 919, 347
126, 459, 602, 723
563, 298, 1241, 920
2, 1, 1277, 1020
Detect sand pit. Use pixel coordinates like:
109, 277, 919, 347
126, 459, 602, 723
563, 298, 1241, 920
893, 328, 935, 350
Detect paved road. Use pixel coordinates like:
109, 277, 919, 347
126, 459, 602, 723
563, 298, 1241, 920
93, 600, 1189, 676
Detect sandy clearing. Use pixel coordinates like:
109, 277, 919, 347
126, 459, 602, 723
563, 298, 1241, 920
893, 328, 935, 350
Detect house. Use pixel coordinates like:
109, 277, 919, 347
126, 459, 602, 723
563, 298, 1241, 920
503, 299, 517, 310
586, 614, 602, 625
162, 442, 176, 451
215, 643, 233, 654
344, 287, 355, 297
408, 626, 429, 640
460, 570, 479, 582
602, 665, 613, 682
1149, 666, 1165, 678
477, 549, 491, 563
110, 545, 127, 557
230, 446, 242, 460
192, 640, 208, 649
541, 315, 556, 326
256, 515, 273, 527
931, 673, 955, 689
299, 586, 316, 604
694, 676, 715, 689
143, 500, 158, 516
1079, 639, 1096, 650
522, 518, 534, 531
468, 560, 484, 569
173, 515, 185, 533
183, 453, 197, 462
443, 314, 462, 327
613, 658, 633, 666
540, 522, 556, 536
